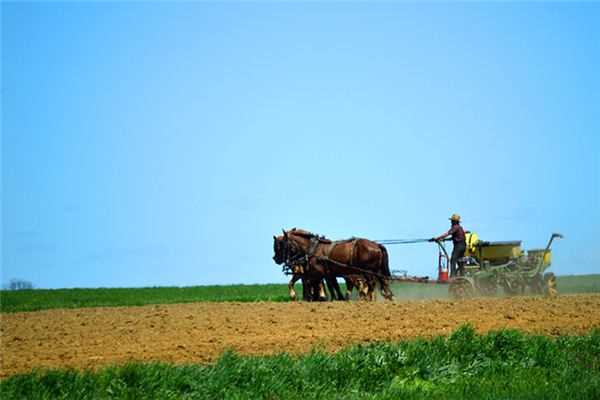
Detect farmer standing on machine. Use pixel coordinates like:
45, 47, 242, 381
430, 214, 466, 277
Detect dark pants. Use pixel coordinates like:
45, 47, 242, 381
450, 241, 466, 277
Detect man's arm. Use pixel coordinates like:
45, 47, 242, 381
432, 226, 457, 241
434, 229, 450, 241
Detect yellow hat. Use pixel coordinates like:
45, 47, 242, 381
449, 214, 461, 222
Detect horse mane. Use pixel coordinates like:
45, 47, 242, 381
288, 228, 332, 243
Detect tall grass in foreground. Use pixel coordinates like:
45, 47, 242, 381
2, 325, 600, 399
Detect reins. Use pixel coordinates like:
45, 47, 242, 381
375, 238, 430, 245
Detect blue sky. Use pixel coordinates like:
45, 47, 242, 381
2, 2, 599, 289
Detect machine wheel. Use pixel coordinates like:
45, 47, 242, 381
478, 280, 498, 296
501, 278, 527, 296
529, 274, 544, 295
544, 272, 558, 297
502, 283, 520, 296
449, 278, 475, 300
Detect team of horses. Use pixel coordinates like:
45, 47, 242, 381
273, 228, 394, 301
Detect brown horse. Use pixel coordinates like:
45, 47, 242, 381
273, 228, 394, 301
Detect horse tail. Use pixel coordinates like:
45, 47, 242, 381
378, 244, 391, 278
378, 244, 394, 300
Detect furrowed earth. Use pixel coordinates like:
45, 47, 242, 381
2, 294, 600, 378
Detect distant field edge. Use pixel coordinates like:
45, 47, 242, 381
1, 274, 600, 313
0, 283, 291, 313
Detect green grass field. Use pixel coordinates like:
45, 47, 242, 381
2, 325, 599, 399
0, 284, 290, 313
1, 275, 599, 313
3, 279, 599, 398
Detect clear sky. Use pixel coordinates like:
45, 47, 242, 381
2, 2, 599, 289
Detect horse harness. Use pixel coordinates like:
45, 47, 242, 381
284, 236, 388, 279
282, 236, 324, 273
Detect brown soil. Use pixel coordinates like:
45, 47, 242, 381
2, 294, 600, 378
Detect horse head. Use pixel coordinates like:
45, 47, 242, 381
273, 228, 308, 265
273, 233, 286, 264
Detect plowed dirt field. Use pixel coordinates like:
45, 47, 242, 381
2, 294, 600, 378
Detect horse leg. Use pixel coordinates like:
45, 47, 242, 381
334, 279, 346, 300
301, 277, 311, 301
313, 281, 320, 301
325, 276, 344, 301
288, 273, 301, 301
359, 278, 372, 301
332, 278, 346, 300
357, 278, 370, 301
307, 279, 319, 302
344, 277, 354, 300
324, 277, 336, 301
317, 280, 327, 301
307, 260, 327, 301
368, 277, 378, 301
356, 279, 364, 300
370, 282, 376, 301
306, 278, 319, 302
380, 277, 395, 301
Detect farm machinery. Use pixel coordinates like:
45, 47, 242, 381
274, 228, 563, 301
436, 232, 563, 299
